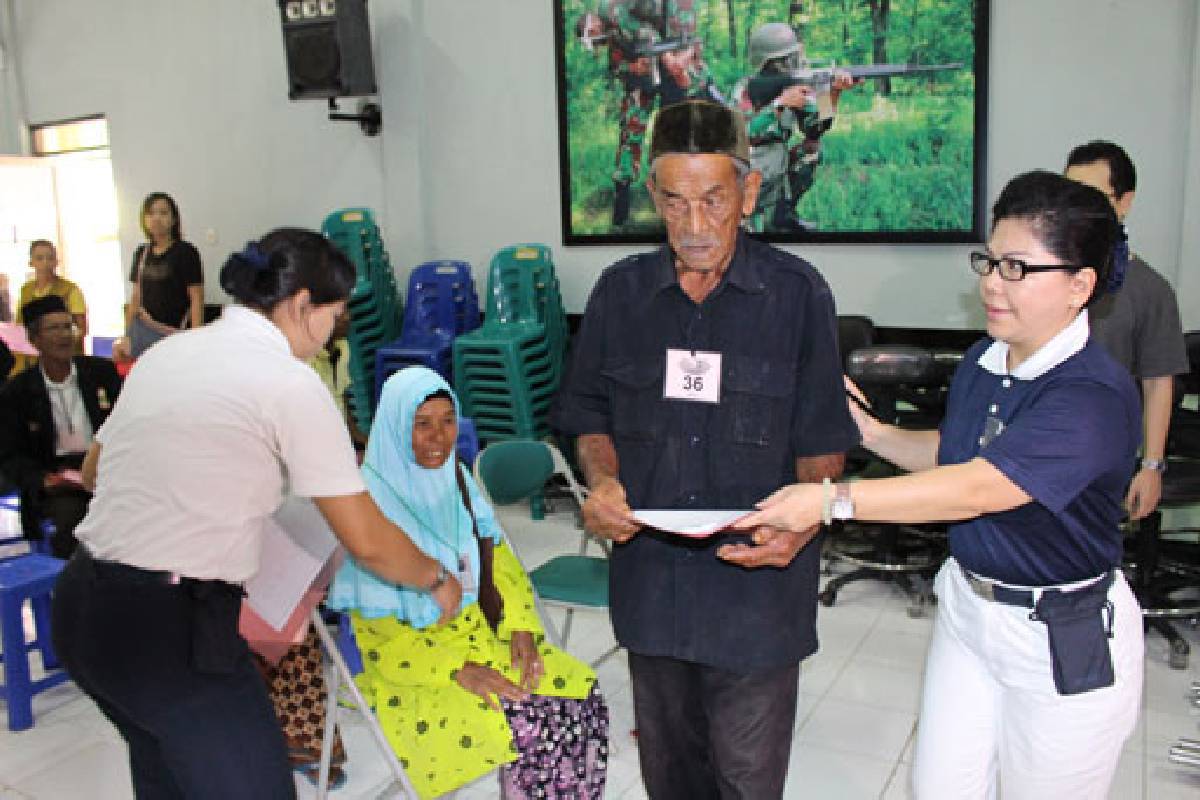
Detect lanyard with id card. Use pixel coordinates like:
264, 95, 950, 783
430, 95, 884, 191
664, 348, 722, 403
456, 553, 478, 596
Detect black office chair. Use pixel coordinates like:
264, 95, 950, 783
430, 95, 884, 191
820, 342, 960, 617
1124, 331, 1200, 669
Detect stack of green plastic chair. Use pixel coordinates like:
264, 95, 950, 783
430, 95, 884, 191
321, 208, 404, 432
452, 244, 568, 443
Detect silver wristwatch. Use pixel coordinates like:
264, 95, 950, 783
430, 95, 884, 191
831, 482, 855, 521
1141, 458, 1167, 474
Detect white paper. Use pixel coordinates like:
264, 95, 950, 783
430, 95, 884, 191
632, 509, 751, 538
245, 496, 341, 631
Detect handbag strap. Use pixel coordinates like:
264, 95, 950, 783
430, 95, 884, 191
135, 244, 147, 293
455, 459, 503, 631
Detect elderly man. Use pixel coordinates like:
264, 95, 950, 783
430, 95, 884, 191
1064, 141, 1188, 520
0, 295, 121, 557
555, 99, 858, 798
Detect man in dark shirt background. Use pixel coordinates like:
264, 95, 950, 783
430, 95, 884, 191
0, 296, 122, 557
556, 99, 858, 799
1064, 141, 1188, 520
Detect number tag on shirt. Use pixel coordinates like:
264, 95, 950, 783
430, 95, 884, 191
663, 348, 722, 404
456, 554, 478, 596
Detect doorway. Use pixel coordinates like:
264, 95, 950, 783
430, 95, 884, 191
0, 115, 122, 352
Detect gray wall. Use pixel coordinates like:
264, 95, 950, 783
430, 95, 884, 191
2, 0, 1196, 328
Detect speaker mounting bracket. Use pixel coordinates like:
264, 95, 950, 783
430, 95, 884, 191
327, 98, 382, 137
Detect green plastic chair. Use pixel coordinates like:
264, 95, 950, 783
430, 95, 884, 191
473, 440, 618, 666
322, 207, 405, 430
452, 328, 562, 443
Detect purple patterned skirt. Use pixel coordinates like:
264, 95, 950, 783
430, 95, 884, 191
499, 685, 609, 799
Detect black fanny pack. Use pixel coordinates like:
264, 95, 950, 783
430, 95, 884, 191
1030, 571, 1117, 696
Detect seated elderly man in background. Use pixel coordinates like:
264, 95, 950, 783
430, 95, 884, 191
0, 295, 122, 557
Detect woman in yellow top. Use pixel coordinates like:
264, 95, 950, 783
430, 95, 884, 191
17, 239, 87, 357
328, 367, 608, 798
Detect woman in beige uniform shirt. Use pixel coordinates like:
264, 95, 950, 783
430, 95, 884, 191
52, 229, 462, 800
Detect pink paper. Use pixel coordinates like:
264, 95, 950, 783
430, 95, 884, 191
59, 469, 84, 486
240, 585, 325, 664
0, 322, 36, 355
239, 556, 340, 665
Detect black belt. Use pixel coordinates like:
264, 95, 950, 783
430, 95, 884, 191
961, 565, 1112, 609
77, 547, 239, 592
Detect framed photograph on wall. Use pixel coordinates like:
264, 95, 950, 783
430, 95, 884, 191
554, 0, 989, 244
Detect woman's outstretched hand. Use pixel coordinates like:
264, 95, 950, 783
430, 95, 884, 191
731, 482, 825, 535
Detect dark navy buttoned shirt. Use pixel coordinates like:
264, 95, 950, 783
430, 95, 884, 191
938, 337, 1140, 586
555, 232, 859, 672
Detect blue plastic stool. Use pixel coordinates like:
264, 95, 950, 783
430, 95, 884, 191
403, 260, 480, 339
0, 554, 69, 730
373, 341, 452, 406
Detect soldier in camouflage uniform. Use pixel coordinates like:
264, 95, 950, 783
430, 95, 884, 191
579, 0, 715, 226
732, 22, 854, 232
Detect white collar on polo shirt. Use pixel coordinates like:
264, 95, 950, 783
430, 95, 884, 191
222, 304, 292, 354
977, 309, 1089, 381
40, 359, 78, 389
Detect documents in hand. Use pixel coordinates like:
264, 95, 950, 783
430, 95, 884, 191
632, 509, 751, 538
239, 496, 342, 664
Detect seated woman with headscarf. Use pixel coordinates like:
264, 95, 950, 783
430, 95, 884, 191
327, 367, 608, 799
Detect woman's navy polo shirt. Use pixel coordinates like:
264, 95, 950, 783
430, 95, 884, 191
937, 332, 1140, 586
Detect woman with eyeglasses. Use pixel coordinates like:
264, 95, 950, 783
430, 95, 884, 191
0, 294, 121, 558
734, 170, 1143, 798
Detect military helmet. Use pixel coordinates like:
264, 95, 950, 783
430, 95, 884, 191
748, 22, 800, 73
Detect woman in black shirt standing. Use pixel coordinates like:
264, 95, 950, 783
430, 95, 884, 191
125, 192, 203, 357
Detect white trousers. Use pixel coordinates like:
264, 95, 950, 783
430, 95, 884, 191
913, 558, 1143, 799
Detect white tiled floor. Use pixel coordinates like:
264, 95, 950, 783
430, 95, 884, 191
3, 501, 1200, 799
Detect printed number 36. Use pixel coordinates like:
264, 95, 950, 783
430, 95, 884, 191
683, 375, 703, 391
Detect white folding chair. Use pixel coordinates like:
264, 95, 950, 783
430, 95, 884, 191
310, 608, 417, 799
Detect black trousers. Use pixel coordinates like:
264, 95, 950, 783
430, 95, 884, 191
51, 551, 295, 799
628, 652, 800, 800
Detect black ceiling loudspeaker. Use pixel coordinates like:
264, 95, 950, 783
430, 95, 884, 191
278, 0, 377, 99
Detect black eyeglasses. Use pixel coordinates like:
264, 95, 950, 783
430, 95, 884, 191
969, 252, 1081, 281
38, 322, 78, 335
